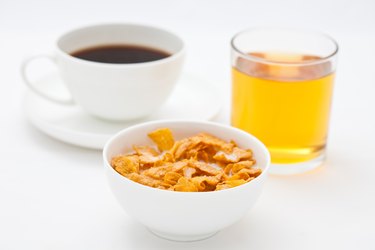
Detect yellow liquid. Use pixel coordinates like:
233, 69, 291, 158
231, 53, 335, 164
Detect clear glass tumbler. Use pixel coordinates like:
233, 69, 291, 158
231, 28, 338, 175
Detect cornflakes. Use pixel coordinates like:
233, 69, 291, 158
111, 128, 262, 192
148, 128, 175, 151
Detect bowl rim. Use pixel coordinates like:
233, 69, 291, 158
103, 120, 270, 195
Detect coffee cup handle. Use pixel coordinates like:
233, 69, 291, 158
21, 54, 75, 105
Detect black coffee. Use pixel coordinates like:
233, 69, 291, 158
71, 45, 170, 64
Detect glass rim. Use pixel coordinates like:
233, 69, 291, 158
231, 27, 339, 66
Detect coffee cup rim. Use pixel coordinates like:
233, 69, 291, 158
55, 22, 185, 68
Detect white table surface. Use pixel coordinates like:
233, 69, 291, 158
1, 0, 374, 249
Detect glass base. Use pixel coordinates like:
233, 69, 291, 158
269, 154, 325, 175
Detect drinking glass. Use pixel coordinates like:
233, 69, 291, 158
231, 28, 338, 174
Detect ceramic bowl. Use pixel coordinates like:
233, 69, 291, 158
103, 120, 270, 241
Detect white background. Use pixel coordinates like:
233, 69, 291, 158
1, 0, 375, 249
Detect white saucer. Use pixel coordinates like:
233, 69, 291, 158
24, 72, 222, 149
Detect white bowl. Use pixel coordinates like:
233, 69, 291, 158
103, 120, 270, 241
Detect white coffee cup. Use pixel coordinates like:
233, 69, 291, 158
21, 23, 185, 121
